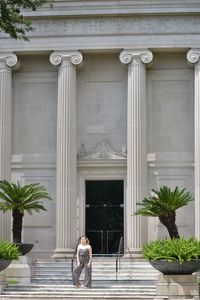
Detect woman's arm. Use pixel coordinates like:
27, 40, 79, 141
76, 245, 80, 265
87, 245, 92, 267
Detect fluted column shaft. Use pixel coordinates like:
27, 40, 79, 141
187, 49, 200, 239
0, 53, 18, 240
120, 50, 153, 253
50, 51, 83, 258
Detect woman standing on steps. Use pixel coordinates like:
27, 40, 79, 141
72, 236, 92, 288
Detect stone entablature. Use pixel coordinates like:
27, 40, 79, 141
18, 0, 200, 17
28, 16, 200, 37
2, 14, 200, 51
2, 15, 200, 38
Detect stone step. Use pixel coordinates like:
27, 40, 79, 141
33, 269, 156, 274
33, 267, 153, 271
4, 284, 155, 290
32, 273, 157, 278
32, 275, 157, 280
0, 294, 155, 300
33, 262, 152, 266
31, 274, 157, 280
3, 290, 156, 294
33, 270, 157, 275
1, 284, 156, 299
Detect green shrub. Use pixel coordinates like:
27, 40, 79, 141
0, 241, 20, 260
142, 237, 200, 264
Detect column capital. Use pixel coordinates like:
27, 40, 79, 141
0, 53, 18, 68
119, 49, 153, 65
49, 51, 83, 66
187, 49, 200, 64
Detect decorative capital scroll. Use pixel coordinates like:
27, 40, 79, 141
119, 49, 153, 65
49, 51, 83, 66
0, 53, 18, 67
187, 49, 200, 64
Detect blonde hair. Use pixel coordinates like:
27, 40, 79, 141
79, 235, 90, 244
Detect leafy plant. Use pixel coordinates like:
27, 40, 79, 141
0, 180, 51, 243
142, 237, 200, 264
0, 0, 53, 41
0, 241, 20, 260
136, 186, 193, 239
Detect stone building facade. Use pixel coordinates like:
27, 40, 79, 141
0, 0, 199, 259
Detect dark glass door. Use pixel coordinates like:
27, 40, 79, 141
85, 180, 124, 255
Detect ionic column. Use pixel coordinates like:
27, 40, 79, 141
187, 49, 200, 240
50, 51, 83, 258
0, 53, 18, 240
119, 49, 153, 253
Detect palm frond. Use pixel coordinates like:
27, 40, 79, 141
136, 186, 193, 217
0, 180, 51, 214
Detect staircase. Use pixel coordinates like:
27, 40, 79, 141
0, 284, 156, 299
0, 258, 158, 299
32, 258, 158, 283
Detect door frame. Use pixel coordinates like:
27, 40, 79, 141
77, 161, 127, 249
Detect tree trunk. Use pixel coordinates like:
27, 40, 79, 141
159, 211, 180, 239
12, 209, 24, 243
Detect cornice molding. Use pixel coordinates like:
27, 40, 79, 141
11, 159, 194, 170
148, 160, 194, 168
78, 160, 127, 168
11, 161, 56, 170
21, 1, 200, 18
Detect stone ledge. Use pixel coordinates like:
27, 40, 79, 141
19, 0, 200, 18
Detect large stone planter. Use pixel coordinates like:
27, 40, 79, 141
0, 260, 11, 272
0, 260, 11, 293
6, 256, 31, 284
154, 274, 199, 300
14, 243, 33, 256
150, 259, 200, 275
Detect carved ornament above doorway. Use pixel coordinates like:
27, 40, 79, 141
78, 137, 127, 160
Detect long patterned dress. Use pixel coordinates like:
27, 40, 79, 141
72, 247, 92, 288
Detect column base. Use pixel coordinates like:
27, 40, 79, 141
154, 274, 199, 299
124, 248, 144, 259
52, 248, 75, 260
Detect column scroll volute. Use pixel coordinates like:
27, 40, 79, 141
187, 49, 200, 64
0, 53, 19, 70
49, 51, 83, 67
119, 49, 153, 65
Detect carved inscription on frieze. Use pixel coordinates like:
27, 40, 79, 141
31, 16, 200, 36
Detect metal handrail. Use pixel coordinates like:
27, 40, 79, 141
127, 247, 134, 263
71, 237, 81, 273
116, 236, 123, 281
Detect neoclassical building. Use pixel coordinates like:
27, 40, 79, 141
0, 0, 199, 259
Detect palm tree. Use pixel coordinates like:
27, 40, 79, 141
135, 186, 193, 239
0, 180, 51, 243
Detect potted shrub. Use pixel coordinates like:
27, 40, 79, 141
135, 186, 198, 274
142, 237, 200, 274
0, 180, 51, 255
0, 241, 20, 271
